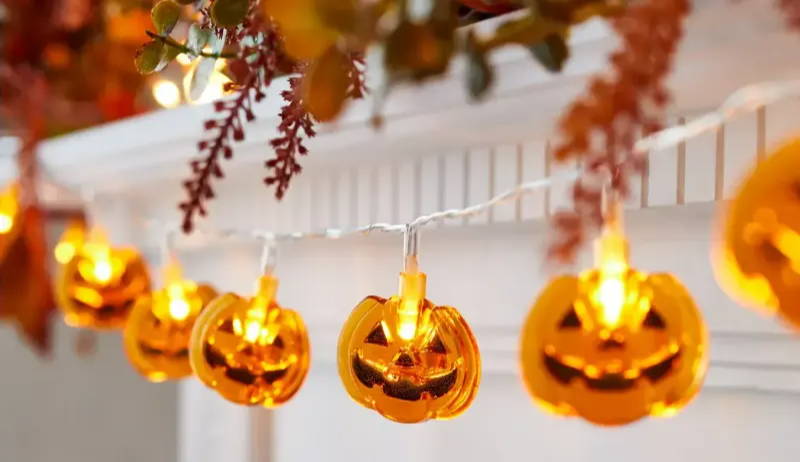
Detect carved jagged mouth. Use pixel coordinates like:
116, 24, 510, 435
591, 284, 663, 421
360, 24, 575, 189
543, 350, 681, 391
203, 343, 289, 386
352, 354, 457, 401
138, 342, 189, 359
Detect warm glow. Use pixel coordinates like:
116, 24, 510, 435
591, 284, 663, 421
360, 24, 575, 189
397, 272, 426, 341
176, 53, 193, 66
78, 236, 124, 286
595, 276, 626, 326
93, 259, 113, 284
152, 79, 181, 108
183, 59, 231, 105
244, 319, 263, 343
0, 214, 12, 233
54, 220, 86, 264
0, 184, 18, 234
168, 294, 191, 321
591, 222, 631, 329
55, 241, 78, 264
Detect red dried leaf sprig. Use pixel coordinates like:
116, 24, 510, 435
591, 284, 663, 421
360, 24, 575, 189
547, 0, 690, 262
264, 53, 366, 200
179, 30, 281, 233
265, 75, 316, 199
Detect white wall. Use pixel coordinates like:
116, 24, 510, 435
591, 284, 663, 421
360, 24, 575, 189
0, 321, 178, 462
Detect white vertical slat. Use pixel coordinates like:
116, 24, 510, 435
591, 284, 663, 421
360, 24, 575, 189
328, 172, 339, 229
764, 98, 800, 151
375, 164, 394, 223
442, 151, 465, 227
420, 155, 440, 220
684, 122, 716, 204
356, 165, 371, 226
647, 116, 679, 207
335, 170, 352, 229
547, 150, 574, 213
492, 144, 519, 223
313, 175, 332, 230
396, 161, 416, 223
291, 177, 312, 232
466, 148, 491, 225
721, 110, 757, 197
520, 140, 546, 220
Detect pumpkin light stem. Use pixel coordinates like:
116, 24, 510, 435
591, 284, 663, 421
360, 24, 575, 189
398, 224, 424, 340
593, 200, 630, 328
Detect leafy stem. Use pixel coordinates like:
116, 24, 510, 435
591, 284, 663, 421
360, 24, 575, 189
145, 30, 237, 59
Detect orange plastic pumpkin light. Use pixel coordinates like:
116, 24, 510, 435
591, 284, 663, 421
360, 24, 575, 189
56, 228, 151, 329
714, 138, 800, 328
0, 183, 20, 261
189, 275, 310, 407
124, 259, 217, 382
520, 217, 708, 426
338, 270, 481, 423
54, 219, 87, 265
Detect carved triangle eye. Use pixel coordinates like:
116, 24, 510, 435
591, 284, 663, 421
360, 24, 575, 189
365, 323, 388, 346
559, 306, 582, 329
426, 334, 447, 354
643, 308, 666, 329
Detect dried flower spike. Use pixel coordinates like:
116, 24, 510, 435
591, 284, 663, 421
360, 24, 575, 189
548, 0, 689, 262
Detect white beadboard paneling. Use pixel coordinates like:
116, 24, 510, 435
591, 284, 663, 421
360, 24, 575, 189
466, 148, 491, 225
684, 126, 717, 203
442, 150, 467, 227
520, 140, 547, 220
492, 144, 520, 223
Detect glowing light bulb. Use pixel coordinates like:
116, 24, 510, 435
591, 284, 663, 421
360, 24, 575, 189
0, 214, 12, 233
93, 259, 113, 284
397, 271, 425, 341
244, 320, 262, 343
152, 79, 181, 108
168, 296, 191, 321
0, 183, 18, 234
591, 212, 630, 329
596, 276, 625, 326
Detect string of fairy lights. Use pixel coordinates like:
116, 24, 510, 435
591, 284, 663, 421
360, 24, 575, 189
7, 78, 800, 426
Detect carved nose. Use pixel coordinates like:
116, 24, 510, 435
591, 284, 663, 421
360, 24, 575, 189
394, 352, 415, 367
599, 338, 625, 350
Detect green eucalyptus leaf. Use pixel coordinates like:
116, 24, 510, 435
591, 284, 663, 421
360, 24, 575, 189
187, 24, 212, 55
188, 58, 216, 101
151, 0, 182, 35
529, 33, 569, 72
210, 0, 249, 28
135, 41, 168, 74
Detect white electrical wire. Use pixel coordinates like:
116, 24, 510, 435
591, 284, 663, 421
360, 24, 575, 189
167, 79, 800, 244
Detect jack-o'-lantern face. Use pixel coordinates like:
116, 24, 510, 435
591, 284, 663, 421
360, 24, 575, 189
715, 138, 800, 328
189, 275, 309, 407
521, 229, 708, 426
124, 277, 217, 382
338, 272, 480, 423
56, 231, 150, 330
